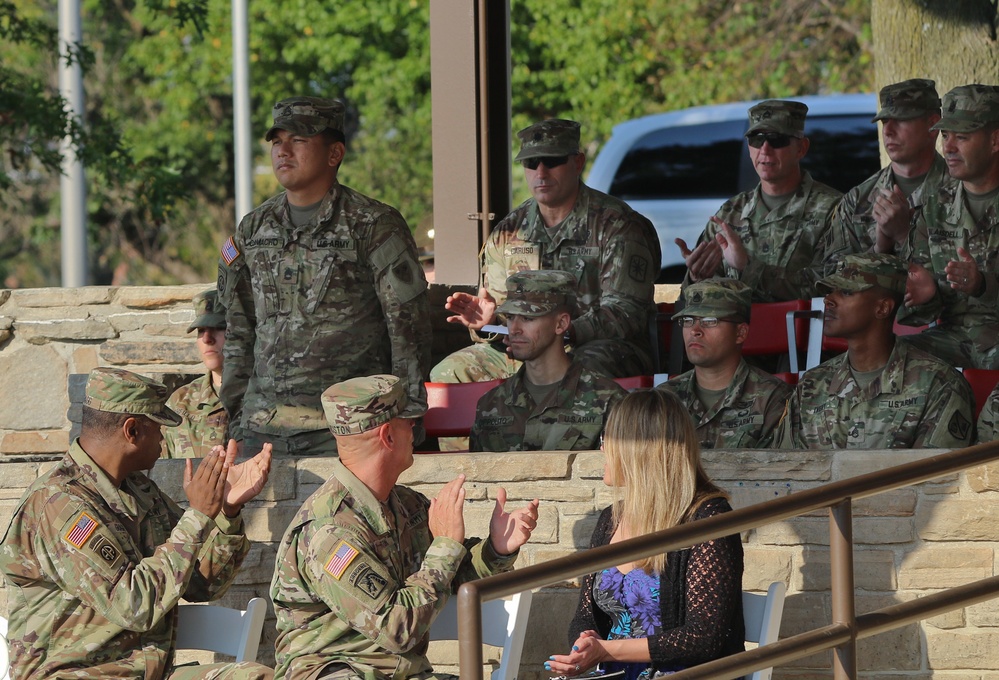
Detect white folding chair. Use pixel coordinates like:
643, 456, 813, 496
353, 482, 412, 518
430, 591, 533, 680
175, 597, 268, 663
742, 582, 787, 680
0, 614, 9, 680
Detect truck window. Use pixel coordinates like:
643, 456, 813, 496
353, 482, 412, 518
609, 120, 745, 200
802, 115, 882, 193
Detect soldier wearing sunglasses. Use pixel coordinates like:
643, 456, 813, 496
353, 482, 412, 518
677, 100, 842, 302
432, 118, 661, 387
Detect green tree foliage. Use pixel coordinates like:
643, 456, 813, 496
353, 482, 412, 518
1, 0, 871, 287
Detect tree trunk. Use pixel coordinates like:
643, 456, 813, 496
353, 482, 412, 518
872, 0, 999, 93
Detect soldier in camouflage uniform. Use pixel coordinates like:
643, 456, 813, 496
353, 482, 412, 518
678, 100, 843, 301
774, 254, 974, 449
656, 279, 791, 449
218, 97, 431, 455
978, 383, 999, 443
431, 118, 660, 384
164, 289, 229, 458
470, 271, 625, 452
0, 367, 273, 679
824, 79, 954, 262
899, 84, 999, 369
270, 375, 540, 680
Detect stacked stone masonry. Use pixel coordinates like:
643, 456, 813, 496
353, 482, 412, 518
2, 285, 999, 678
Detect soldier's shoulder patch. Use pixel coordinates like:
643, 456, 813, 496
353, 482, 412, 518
64, 511, 99, 549
221, 236, 241, 266
323, 539, 360, 580
349, 563, 389, 601
88, 533, 124, 569
948, 409, 972, 442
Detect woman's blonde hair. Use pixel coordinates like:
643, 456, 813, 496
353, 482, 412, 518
603, 389, 726, 574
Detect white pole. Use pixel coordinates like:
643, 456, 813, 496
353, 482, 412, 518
58, 0, 88, 287
232, 0, 253, 224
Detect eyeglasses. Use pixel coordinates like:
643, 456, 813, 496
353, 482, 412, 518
521, 155, 570, 170
747, 132, 794, 149
678, 316, 735, 329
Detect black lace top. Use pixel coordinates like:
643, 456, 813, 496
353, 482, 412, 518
568, 497, 745, 670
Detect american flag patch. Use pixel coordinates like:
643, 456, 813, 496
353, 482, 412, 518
64, 512, 99, 549
324, 540, 359, 579
221, 236, 240, 265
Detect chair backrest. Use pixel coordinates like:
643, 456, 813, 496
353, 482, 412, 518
613, 375, 654, 391
0, 614, 9, 680
743, 300, 811, 356
771, 372, 798, 386
964, 368, 999, 419
430, 591, 533, 680
742, 582, 787, 680
424, 380, 506, 439
175, 598, 267, 663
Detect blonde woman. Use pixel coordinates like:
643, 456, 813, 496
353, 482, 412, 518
547, 390, 744, 679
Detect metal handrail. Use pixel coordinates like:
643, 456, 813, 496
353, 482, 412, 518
456, 441, 999, 680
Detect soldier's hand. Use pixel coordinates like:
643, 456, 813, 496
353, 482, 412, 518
429, 474, 466, 543
221, 439, 272, 517
444, 287, 497, 330
488, 488, 539, 555
676, 237, 722, 281
904, 262, 937, 307
183, 449, 228, 518
945, 248, 984, 296
713, 218, 749, 272
873, 186, 912, 243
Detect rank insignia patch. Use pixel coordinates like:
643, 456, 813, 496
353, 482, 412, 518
324, 540, 360, 580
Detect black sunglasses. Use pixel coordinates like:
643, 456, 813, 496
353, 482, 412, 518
747, 132, 794, 149
521, 155, 570, 170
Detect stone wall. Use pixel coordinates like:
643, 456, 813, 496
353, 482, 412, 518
3, 285, 999, 678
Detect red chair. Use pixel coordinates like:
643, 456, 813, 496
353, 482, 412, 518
742, 300, 812, 373
614, 375, 654, 391
772, 372, 799, 386
422, 380, 505, 439
963, 369, 999, 419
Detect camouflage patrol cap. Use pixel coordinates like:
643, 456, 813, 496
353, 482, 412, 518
932, 84, 999, 133
817, 253, 907, 296
497, 270, 577, 317
187, 289, 226, 333
872, 79, 940, 123
322, 375, 426, 436
514, 119, 581, 161
745, 100, 809, 138
265, 96, 345, 141
674, 278, 752, 322
84, 367, 181, 427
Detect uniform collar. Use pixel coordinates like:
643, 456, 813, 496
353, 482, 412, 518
331, 457, 394, 535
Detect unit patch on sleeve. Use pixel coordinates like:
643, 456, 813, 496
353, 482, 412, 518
324, 539, 360, 580
64, 511, 99, 549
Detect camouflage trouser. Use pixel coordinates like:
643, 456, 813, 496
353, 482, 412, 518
243, 429, 339, 456
168, 661, 274, 679
899, 326, 999, 370
429, 339, 654, 383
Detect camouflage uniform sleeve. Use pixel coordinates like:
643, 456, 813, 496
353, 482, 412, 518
367, 211, 432, 412
897, 214, 945, 326
31, 493, 221, 631
302, 523, 467, 654
571, 211, 659, 346
681, 209, 731, 290
978, 384, 999, 444
770, 390, 799, 450
218, 228, 255, 441
183, 511, 251, 602
756, 379, 794, 449
916, 370, 976, 448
